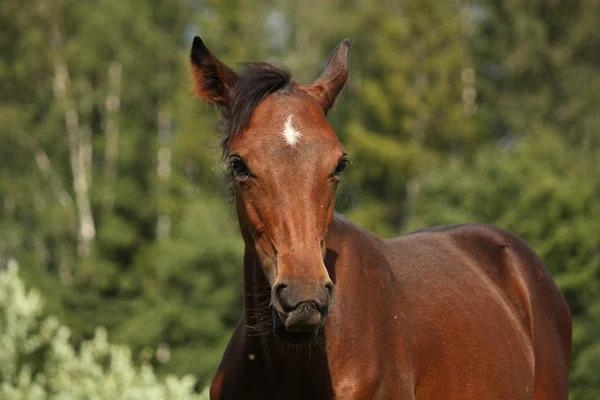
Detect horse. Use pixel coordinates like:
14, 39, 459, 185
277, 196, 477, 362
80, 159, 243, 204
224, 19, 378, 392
189, 36, 572, 399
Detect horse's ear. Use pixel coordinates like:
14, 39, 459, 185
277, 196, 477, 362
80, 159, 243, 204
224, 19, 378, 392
306, 39, 352, 113
190, 36, 238, 106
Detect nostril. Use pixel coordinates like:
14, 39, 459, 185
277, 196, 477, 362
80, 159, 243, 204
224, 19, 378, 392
324, 281, 334, 296
273, 282, 294, 312
274, 282, 288, 296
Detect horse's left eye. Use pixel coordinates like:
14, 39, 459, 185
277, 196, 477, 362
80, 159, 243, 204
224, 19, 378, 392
334, 156, 349, 176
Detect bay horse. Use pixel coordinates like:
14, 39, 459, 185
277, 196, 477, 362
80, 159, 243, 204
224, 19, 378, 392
189, 37, 571, 399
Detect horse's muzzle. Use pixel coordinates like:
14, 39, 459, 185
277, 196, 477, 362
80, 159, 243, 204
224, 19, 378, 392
281, 300, 323, 331
272, 301, 325, 343
270, 278, 334, 342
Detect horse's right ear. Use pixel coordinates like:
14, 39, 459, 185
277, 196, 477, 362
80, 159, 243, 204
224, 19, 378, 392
190, 36, 238, 106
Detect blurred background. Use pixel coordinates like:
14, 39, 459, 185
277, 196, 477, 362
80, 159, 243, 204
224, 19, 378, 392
0, 0, 598, 398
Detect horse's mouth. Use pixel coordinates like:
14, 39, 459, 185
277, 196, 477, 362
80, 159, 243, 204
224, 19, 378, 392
272, 308, 321, 344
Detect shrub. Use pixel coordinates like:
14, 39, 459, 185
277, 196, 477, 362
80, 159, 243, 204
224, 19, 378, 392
0, 260, 209, 400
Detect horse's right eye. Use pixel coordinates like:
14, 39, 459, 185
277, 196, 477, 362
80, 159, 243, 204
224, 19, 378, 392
230, 157, 249, 177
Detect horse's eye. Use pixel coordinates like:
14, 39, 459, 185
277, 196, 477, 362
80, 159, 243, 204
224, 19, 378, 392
334, 156, 349, 176
230, 157, 249, 177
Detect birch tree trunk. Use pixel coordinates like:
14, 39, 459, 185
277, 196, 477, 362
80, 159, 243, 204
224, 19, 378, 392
17, 131, 74, 209
103, 61, 122, 210
50, 25, 95, 258
156, 109, 172, 241
80, 81, 94, 187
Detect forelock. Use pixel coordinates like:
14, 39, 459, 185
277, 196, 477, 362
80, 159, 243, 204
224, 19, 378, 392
219, 62, 292, 158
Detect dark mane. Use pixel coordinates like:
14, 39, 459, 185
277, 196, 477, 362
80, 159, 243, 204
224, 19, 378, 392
219, 62, 292, 157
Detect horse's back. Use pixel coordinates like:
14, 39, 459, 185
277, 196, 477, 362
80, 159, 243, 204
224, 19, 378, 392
387, 223, 571, 399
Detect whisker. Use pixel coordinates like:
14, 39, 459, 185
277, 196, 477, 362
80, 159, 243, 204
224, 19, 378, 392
305, 344, 312, 366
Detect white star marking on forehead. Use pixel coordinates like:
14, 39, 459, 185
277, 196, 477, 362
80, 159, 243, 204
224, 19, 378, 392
283, 115, 301, 146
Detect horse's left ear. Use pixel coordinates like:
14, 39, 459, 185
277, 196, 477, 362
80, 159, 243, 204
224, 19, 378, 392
305, 39, 352, 113
190, 36, 238, 106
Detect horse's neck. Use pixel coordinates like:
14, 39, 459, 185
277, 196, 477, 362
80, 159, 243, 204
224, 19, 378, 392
242, 248, 271, 334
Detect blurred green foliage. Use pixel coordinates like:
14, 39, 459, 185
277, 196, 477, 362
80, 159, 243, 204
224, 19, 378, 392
0, 262, 209, 399
0, 0, 598, 397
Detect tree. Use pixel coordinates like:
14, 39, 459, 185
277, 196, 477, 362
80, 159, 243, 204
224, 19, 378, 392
0, 0, 244, 384
328, 0, 479, 236
474, 0, 600, 150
